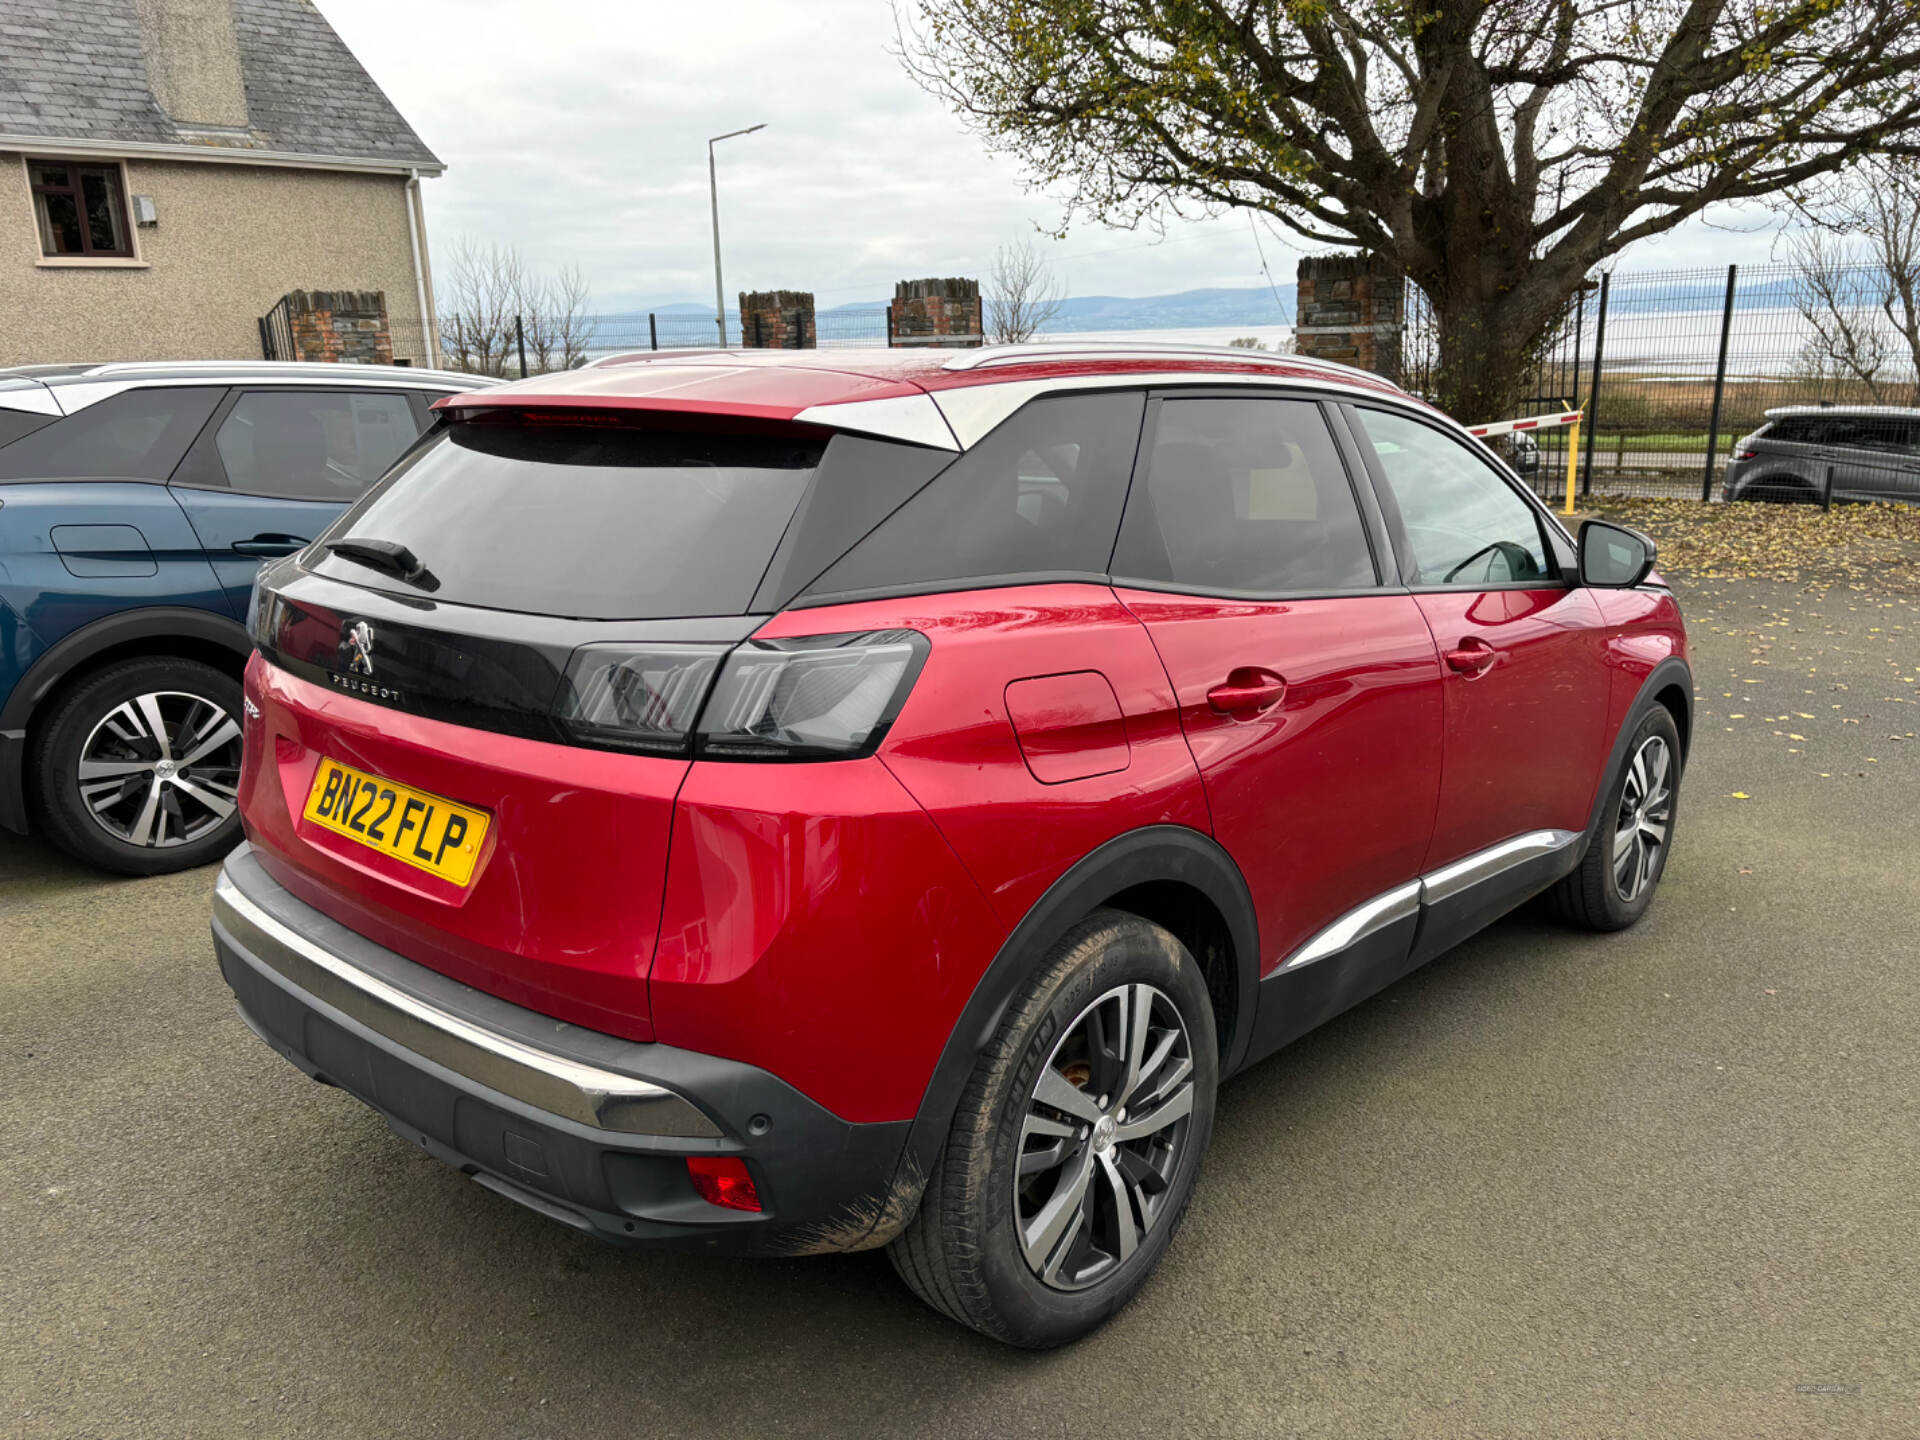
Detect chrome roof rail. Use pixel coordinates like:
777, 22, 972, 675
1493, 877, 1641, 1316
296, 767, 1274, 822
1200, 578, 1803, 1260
66, 360, 497, 385
939, 340, 1393, 387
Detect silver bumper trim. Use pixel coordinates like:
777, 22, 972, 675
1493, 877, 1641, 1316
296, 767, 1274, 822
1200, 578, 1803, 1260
212, 871, 721, 1139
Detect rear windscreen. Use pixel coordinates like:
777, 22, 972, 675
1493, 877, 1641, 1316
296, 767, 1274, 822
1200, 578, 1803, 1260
308, 421, 823, 619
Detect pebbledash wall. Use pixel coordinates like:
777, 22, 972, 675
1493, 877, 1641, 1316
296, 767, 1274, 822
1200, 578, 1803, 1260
0, 155, 431, 367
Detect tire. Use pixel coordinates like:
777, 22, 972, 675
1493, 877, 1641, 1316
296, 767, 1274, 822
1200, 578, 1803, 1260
888, 909, 1218, 1348
31, 656, 246, 876
1552, 706, 1682, 932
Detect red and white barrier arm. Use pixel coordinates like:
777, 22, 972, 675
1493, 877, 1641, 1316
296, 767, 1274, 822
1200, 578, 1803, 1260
1466, 410, 1585, 439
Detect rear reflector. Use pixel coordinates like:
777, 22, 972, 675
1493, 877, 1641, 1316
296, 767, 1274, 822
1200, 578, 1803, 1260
686, 1156, 762, 1212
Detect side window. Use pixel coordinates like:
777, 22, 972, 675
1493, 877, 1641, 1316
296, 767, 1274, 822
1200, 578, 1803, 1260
1352, 407, 1552, 587
0, 386, 223, 480
213, 390, 422, 501
803, 390, 1145, 598
1112, 397, 1377, 594
1766, 418, 1813, 445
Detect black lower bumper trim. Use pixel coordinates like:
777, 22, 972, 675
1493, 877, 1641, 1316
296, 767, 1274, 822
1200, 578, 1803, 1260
213, 843, 912, 1255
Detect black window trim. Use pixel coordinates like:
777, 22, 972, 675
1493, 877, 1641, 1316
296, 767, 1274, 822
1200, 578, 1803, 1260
169, 384, 437, 498
1340, 399, 1578, 594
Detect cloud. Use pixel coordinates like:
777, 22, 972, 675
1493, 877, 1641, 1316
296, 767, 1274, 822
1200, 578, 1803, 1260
317, 0, 1792, 314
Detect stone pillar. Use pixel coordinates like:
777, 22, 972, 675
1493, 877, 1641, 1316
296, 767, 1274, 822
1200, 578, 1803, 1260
738, 290, 816, 348
889, 278, 982, 348
283, 290, 394, 365
1293, 255, 1403, 383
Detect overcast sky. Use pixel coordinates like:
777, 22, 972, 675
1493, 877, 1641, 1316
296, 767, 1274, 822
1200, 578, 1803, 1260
316, 0, 1795, 316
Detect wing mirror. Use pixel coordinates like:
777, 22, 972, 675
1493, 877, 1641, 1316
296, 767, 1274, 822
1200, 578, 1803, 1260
1577, 520, 1657, 589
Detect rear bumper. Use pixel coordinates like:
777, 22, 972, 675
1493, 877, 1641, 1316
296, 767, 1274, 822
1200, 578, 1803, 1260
211, 843, 915, 1255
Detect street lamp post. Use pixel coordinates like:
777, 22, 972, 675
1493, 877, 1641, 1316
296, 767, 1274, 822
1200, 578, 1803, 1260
708, 123, 766, 345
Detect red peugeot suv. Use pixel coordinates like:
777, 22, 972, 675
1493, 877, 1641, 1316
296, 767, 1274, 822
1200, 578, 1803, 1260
213, 344, 1689, 1347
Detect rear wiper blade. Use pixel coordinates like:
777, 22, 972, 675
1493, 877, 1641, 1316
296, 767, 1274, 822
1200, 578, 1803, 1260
324, 538, 440, 592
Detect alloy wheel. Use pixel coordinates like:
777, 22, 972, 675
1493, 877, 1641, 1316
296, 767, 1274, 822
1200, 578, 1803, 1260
76, 690, 242, 849
1612, 734, 1673, 903
1014, 982, 1196, 1292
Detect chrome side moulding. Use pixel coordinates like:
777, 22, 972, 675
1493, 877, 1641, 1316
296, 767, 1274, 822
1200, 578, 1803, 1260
1276, 829, 1582, 974
212, 872, 722, 1140
1279, 881, 1420, 973
1419, 829, 1580, 905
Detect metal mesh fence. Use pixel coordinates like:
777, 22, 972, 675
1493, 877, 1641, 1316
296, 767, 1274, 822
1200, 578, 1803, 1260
1408, 261, 1920, 504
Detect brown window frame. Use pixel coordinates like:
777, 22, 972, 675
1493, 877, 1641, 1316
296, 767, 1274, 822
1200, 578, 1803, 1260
26, 157, 136, 259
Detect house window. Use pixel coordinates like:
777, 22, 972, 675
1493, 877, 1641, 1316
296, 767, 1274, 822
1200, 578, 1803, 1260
27, 159, 134, 258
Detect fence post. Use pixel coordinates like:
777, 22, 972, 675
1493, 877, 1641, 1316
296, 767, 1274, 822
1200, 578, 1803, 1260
649, 312, 658, 351
1822, 462, 1835, 512
1702, 264, 1738, 502
1582, 272, 1609, 493
515, 315, 528, 378
885, 304, 894, 348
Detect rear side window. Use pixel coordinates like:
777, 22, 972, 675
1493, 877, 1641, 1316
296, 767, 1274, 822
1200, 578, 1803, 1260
0, 386, 222, 480
311, 421, 824, 619
214, 390, 421, 500
1765, 418, 1818, 445
0, 408, 55, 450
1112, 397, 1377, 594
803, 391, 1145, 599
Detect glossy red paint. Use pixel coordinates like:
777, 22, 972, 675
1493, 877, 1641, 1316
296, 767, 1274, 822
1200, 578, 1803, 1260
650, 755, 1004, 1125
1114, 589, 1444, 973
239, 656, 678, 1040
758, 585, 1212, 936
1588, 586, 1691, 738
1412, 587, 1613, 869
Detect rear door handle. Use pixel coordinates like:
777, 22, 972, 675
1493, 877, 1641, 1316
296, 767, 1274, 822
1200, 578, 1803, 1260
1207, 667, 1287, 715
1443, 638, 1498, 676
231, 534, 308, 557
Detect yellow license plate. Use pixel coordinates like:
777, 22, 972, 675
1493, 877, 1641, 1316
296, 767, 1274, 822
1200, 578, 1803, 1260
302, 758, 490, 887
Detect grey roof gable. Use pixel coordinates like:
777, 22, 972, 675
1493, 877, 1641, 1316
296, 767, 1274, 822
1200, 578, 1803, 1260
0, 0, 440, 171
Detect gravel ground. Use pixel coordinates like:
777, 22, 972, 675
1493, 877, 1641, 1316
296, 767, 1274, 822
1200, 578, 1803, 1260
3, 573, 1917, 1440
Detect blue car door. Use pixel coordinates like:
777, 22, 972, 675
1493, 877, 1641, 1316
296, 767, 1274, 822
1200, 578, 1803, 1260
168, 387, 433, 617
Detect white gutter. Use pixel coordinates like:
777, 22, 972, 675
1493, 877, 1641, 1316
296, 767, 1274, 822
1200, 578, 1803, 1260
404, 168, 438, 368
0, 132, 445, 178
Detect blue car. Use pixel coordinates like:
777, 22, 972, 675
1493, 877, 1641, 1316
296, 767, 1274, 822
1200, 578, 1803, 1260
0, 361, 495, 874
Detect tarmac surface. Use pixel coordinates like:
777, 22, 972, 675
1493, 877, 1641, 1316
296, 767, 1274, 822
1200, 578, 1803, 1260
4, 574, 1917, 1439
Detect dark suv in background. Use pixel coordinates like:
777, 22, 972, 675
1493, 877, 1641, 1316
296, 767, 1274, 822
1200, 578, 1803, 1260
1723, 404, 1920, 505
0, 362, 494, 873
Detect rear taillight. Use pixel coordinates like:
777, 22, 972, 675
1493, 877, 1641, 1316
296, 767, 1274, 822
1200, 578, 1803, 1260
552, 644, 727, 755
1735, 449, 1757, 460
550, 629, 928, 761
695, 630, 928, 760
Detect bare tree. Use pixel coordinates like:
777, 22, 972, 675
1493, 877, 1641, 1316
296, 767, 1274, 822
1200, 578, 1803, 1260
437, 240, 594, 377
1790, 157, 1920, 403
1789, 229, 1895, 400
986, 237, 1064, 344
1226, 334, 1296, 354
897, 0, 1920, 419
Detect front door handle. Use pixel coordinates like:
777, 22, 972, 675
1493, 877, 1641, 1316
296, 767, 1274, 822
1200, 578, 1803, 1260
231, 534, 308, 558
1443, 637, 1498, 676
1207, 667, 1287, 716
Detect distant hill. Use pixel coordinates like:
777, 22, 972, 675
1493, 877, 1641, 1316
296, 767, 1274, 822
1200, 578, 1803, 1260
817, 285, 1294, 331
